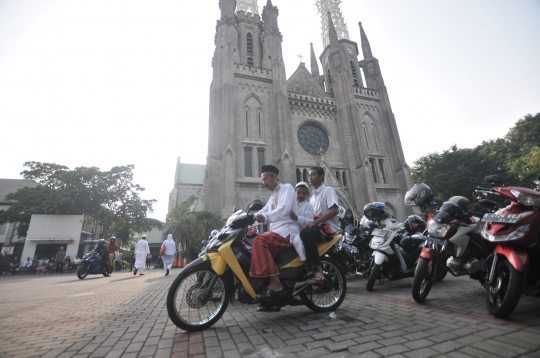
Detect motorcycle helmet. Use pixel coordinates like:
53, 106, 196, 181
363, 202, 388, 220
404, 183, 433, 207
209, 229, 219, 240
110, 236, 116, 243
97, 239, 106, 247
434, 202, 462, 223
404, 215, 426, 235
448, 196, 472, 211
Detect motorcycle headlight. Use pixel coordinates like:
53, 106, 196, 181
510, 189, 540, 207
427, 220, 450, 238
345, 235, 356, 244
482, 224, 530, 242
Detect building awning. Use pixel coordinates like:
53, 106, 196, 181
27, 238, 74, 241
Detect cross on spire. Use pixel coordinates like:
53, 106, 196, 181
297, 53, 304, 63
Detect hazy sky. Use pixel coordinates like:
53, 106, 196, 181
1, 0, 539, 221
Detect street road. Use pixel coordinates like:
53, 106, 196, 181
1, 268, 539, 357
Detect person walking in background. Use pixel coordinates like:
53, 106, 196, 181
129, 251, 135, 272
134, 234, 150, 276
115, 251, 123, 271
107, 237, 119, 276
161, 234, 176, 276
56, 247, 66, 273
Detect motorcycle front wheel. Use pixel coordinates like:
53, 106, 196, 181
412, 258, 435, 303
167, 269, 231, 332
302, 258, 347, 313
486, 257, 523, 318
366, 263, 381, 292
77, 265, 89, 280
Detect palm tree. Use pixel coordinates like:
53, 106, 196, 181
193, 211, 223, 241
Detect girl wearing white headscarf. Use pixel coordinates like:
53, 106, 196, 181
161, 234, 176, 276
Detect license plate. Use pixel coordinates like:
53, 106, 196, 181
372, 229, 390, 238
482, 213, 519, 224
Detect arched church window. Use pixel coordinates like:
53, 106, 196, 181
244, 148, 253, 177
369, 159, 378, 183
247, 33, 254, 56
371, 124, 379, 152
303, 169, 308, 183
342, 171, 348, 187
326, 68, 333, 92
336, 171, 341, 184
363, 124, 370, 151
378, 160, 386, 184
297, 123, 330, 156
258, 113, 262, 137
258, 149, 265, 176
350, 60, 357, 78
296, 169, 302, 183
245, 111, 249, 136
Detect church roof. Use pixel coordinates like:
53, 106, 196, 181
176, 164, 205, 185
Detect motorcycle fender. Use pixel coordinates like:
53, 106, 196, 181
182, 253, 221, 274
495, 244, 529, 272
420, 247, 441, 260
373, 250, 388, 265
217, 238, 257, 299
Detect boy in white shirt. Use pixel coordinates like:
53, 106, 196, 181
289, 182, 314, 262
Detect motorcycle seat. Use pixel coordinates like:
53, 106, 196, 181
275, 246, 299, 266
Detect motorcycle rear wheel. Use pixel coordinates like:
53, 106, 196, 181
486, 257, 523, 318
412, 258, 435, 303
77, 265, 89, 280
366, 263, 381, 292
167, 269, 230, 332
302, 258, 347, 313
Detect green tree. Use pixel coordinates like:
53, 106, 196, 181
0, 162, 161, 242
411, 113, 540, 204
161, 195, 223, 260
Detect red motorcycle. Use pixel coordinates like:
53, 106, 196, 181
478, 176, 540, 318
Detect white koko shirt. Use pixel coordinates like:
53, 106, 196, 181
296, 200, 314, 227
310, 184, 340, 232
258, 183, 299, 239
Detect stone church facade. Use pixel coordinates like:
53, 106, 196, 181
200, 0, 414, 220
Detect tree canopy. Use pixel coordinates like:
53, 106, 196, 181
412, 113, 540, 204
161, 195, 223, 260
0, 162, 162, 244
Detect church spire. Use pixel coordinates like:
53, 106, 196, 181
327, 12, 339, 48
316, 0, 350, 48
219, 0, 237, 19
236, 0, 259, 15
310, 43, 320, 78
359, 22, 373, 59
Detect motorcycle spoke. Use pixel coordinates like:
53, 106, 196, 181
172, 271, 225, 326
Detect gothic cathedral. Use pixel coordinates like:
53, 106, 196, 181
202, 0, 414, 220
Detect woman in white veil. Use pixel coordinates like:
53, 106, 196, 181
161, 234, 176, 276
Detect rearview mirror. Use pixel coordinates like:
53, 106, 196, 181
484, 175, 502, 185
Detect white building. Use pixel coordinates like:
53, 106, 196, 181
21, 214, 102, 261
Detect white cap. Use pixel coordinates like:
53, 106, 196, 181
295, 181, 310, 190
141, 234, 147, 238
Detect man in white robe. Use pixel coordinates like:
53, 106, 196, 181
134, 234, 150, 276
161, 234, 176, 276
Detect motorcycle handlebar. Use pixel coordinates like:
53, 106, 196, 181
476, 186, 493, 192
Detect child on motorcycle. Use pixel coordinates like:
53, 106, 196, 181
289, 182, 314, 262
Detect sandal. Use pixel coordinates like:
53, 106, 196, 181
306, 275, 326, 284
306, 271, 316, 279
257, 305, 281, 312
261, 288, 286, 301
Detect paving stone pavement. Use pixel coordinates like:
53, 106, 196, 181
1, 268, 539, 358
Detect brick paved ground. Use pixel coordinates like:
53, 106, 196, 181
1, 268, 539, 358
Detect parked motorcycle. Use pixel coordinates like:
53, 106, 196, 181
166, 203, 347, 331
364, 202, 427, 291
335, 222, 375, 276
77, 250, 109, 279
477, 176, 540, 318
411, 196, 492, 303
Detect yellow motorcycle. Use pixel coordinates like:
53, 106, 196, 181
166, 204, 347, 331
